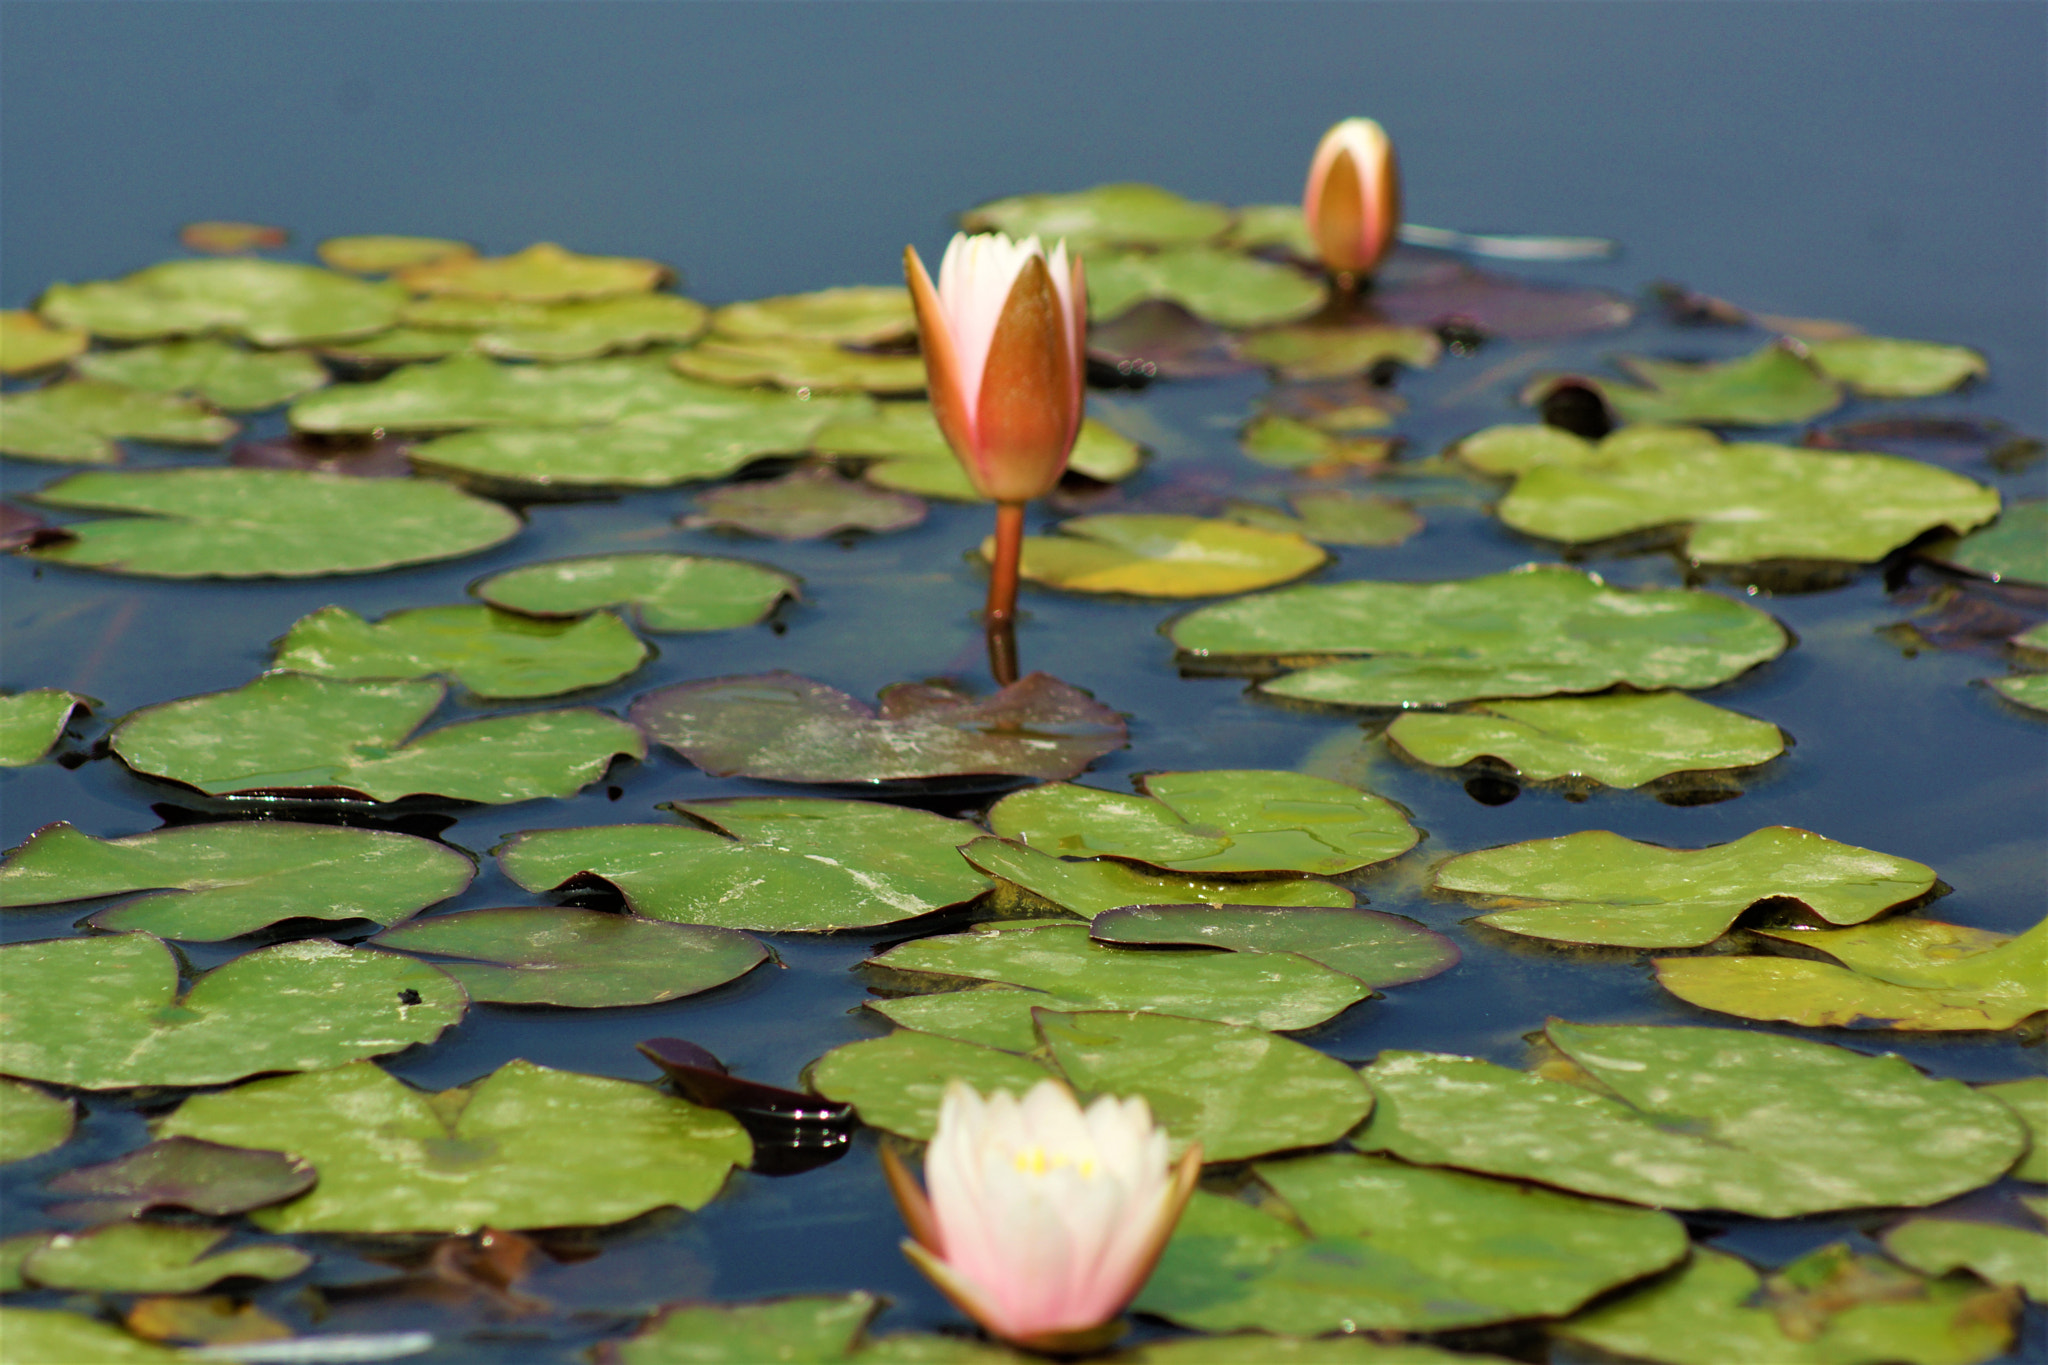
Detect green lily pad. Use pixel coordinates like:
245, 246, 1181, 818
18, 1224, 308, 1293
813, 403, 1142, 501
615, 1293, 880, 1365
1224, 202, 1318, 257
1090, 905, 1458, 988
110, 673, 645, 803
630, 671, 1127, 784
1805, 336, 1988, 397
1119, 1336, 1505, 1364
317, 234, 475, 274
1436, 825, 1934, 948
1240, 415, 1393, 472
807, 1030, 1055, 1141
370, 907, 766, 1008
1497, 432, 2000, 564
961, 836, 1356, 919
869, 920, 1370, 1031
1883, 1218, 2048, 1299
1526, 345, 1843, 426
1387, 691, 1786, 788
1357, 1020, 2027, 1215
1235, 326, 1442, 380
0, 933, 464, 1089
161, 1058, 749, 1232
43, 1137, 315, 1221
320, 324, 477, 364
711, 286, 914, 344
964, 184, 1232, 251
1451, 422, 1721, 476
670, 336, 926, 394
1137, 1153, 1687, 1335
291, 352, 713, 433
1171, 565, 1790, 707
40, 259, 406, 347
1552, 1244, 2017, 1365
396, 241, 669, 301
1984, 1077, 2048, 1181
0, 819, 473, 941
1088, 249, 1324, 328
682, 466, 927, 538
0, 310, 88, 374
1990, 673, 2048, 712
0, 1307, 190, 1362
0, 690, 86, 767
473, 553, 799, 631
1224, 492, 1420, 548
0, 379, 237, 464
0, 1079, 72, 1163
497, 798, 991, 932
866, 986, 1058, 1052
1930, 499, 2048, 585
400, 292, 710, 362
272, 604, 648, 699
74, 339, 329, 411
987, 769, 1417, 875
25, 467, 520, 577
1005, 514, 1326, 598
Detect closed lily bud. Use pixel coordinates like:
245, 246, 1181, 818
882, 1078, 1202, 1354
1303, 117, 1402, 279
903, 232, 1087, 504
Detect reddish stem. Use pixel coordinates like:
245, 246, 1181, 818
985, 500, 1026, 625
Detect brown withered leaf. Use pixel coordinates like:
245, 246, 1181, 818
231, 434, 414, 478
127, 1296, 292, 1346
180, 222, 289, 255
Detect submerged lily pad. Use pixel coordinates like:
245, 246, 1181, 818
671, 335, 927, 394
0, 1080, 73, 1163
497, 798, 991, 932
161, 1059, 749, 1232
682, 466, 927, 539
1805, 336, 1987, 397
1884, 1218, 2048, 1300
0, 819, 473, 942
814, 403, 1142, 500
0, 1307, 191, 1362
1225, 491, 1420, 547
614, 1293, 882, 1365
1236, 325, 1442, 380
317, 235, 475, 274
630, 671, 1127, 784
1240, 415, 1393, 472
987, 769, 1416, 875
1003, 514, 1326, 597
1137, 1154, 1687, 1334
43, 1138, 315, 1222
0, 933, 464, 1089
41, 259, 406, 346
74, 340, 329, 411
18, 1223, 309, 1293
1088, 249, 1324, 328
1357, 1020, 2026, 1215
0, 690, 85, 767
371, 907, 767, 1008
1436, 826, 1935, 948
26, 467, 520, 577
962, 837, 1356, 919
474, 553, 799, 631
1929, 500, 2048, 586
0, 310, 88, 374
0, 379, 237, 464
110, 673, 644, 803
272, 604, 648, 699
1171, 565, 1790, 707
1387, 691, 1785, 788
1091, 905, 1458, 988
1372, 266, 1635, 341
964, 184, 1232, 251
402, 292, 711, 362
711, 286, 915, 344
1528, 345, 1841, 426
396, 242, 670, 301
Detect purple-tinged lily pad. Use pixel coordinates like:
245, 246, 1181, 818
1372, 266, 1634, 341
1085, 301, 1253, 383
638, 1037, 853, 1172
179, 222, 288, 255
44, 1138, 315, 1223
231, 434, 413, 478
680, 466, 925, 540
1092, 904, 1458, 988
1805, 416, 2044, 474
630, 671, 1126, 785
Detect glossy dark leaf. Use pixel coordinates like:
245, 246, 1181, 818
231, 434, 413, 478
44, 1138, 314, 1222
1372, 266, 1634, 341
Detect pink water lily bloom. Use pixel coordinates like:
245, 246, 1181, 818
883, 1078, 1201, 1354
1304, 117, 1402, 279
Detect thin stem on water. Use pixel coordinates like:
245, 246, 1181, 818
984, 499, 1027, 687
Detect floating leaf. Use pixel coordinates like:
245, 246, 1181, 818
1928, 500, 2048, 586
808, 1030, 1055, 1141
320, 325, 476, 364
613, 1293, 880, 1365
987, 769, 1416, 875
1984, 1078, 2048, 1181
0, 310, 87, 374
1357, 1020, 2026, 1215
711, 286, 915, 344
1371, 266, 1634, 341
231, 432, 413, 478
0, 1307, 190, 1362
179, 221, 287, 254
110, 673, 644, 803
40, 259, 405, 346
1436, 826, 1933, 948
1387, 691, 1785, 788
1990, 673, 2048, 712
317, 234, 474, 274
401, 292, 710, 362
26, 467, 520, 577
630, 671, 1127, 784
161, 1059, 749, 1232
1137, 1154, 1686, 1334
1883, 1218, 2048, 1299
122, 1296, 291, 1348
45, 1138, 315, 1222
0, 379, 237, 464
1240, 415, 1393, 472
1806, 415, 2043, 473
20, 1224, 308, 1294
867, 986, 1061, 1052
0, 690, 85, 768
1235, 325, 1441, 380
292, 352, 718, 433
1225, 491, 1420, 547
1552, 1244, 2016, 1365
1527, 345, 1842, 426
961, 837, 1356, 919
498, 798, 991, 932
964, 184, 1231, 251
396, 242, 669, 301
1091, 905, 1458, 988
75, 340, 329, 411
1224, 203, 1317, 257
670, 335, 926, 393
682, 466, 927, 538
371, 907, 767, 1008
1805, 336, 1987, 397
1451, 421, 1718, 476
1001, 514, 1326, 597
1085, 300, 1249, 382
1087, 249, 1324, 328
0, 502, 71, 550
272, 604, 648, 699
0, 1079, 72, 1163
814, 403, 1142, 500
474, 553, 799, 631
1123, 1339, 1507, 1365
1170, 565, 1789, 707
0, 933, 464, 1089
0, 819, 472, 941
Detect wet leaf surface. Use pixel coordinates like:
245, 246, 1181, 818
672, 336, 926, 394
710, 286, 914, 344
317, 234, 475, 274
273, 603, 649, 699
961, 836, 1356, 919
1087, 249, 1324, 328
1235, 325, 1441, 380
1805, 336, 1987, 397
0, 1079, 72, 1164
1225, 491, 1420, 547
610, 1292, 880, 1365
18, 1223, 309, 1293
0, 933, 464, 1089
0, 819, 472, 942
371, 907, 767, 1008
815, 403, 1142, 501
0, 379, 237, 464
1925, 499, 2047, 585
1003, 513, 1327, 597
0, 690, 86, 768
1240, 414, 1393, 472
161, 1059, 750, 1232
1528, 344, 1841, 426
498, 798, 991, 932
474, 553, 799, 631
681, 466, 927, 539
74, 339, 329, 411
1357, 1020, 2026, 1215
631, 671, 1127, 784
396, 242, 669, 301
40, 259, 406, 346
964, 184, 1232, 251
401, 292, 710, 362
1387, 691, 1785, 788
1451, 421, 1714, 476
1883, 1218, 2048, 1299
1090, 905, 1458, 988
0, 309, 87, 374
636, 1037, 855, 1155
987, 769, 1417, 875
44, 1137, 315, 1222
1370, 266, 1634, 341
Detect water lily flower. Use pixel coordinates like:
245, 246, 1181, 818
882, 1078, 1201, 1354
1303, 117, 1402, 283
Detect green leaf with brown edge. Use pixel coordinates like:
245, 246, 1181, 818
814, 402, 1142, 501
20, 1224, 309, 1294
1524, 344, 1842, 426
1240, 414, 1393, 471
710, 286, 914, 344
1387, 691, 1785, 788
0, 1079, 72, 1164
370, 906, 767, 1008
0, 690, 86, 768
317, 234, 474, 274
960, 836, 1356, 919
671, 336, 927, 394
1235, 325, 1442, 380
1983, 1077, 2048, 1181
400, 292, 710, 362
964, 184, 1232, 252
0, 379, 237, 464
74, 339, 328, 411
615, 1293, 882, 1365
396, 241, 669, 301
272, 604, 649, 699
1882, 1218, 2048, 1300
0, 1307, 191, 1362
807, 1031, 1055, 1142
1435, 826, 1934, 948
1089, 248, 1325, 328
473, 553, 800, 631
44, 1137, 314, 1222
1224, 491, 1420, 548
1090, 905, 1458, 988
1002, 514, 1327, 598
681, 465, 927, 539
1805, 336, 1988, 398
1357, 1020, 2027, 1216
0, 819, 473, 942
40, 258, 406, 346
0, 310, 88, 375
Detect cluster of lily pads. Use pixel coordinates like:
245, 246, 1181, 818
0, 180, 2043, 1365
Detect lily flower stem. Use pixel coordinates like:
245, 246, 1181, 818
984, 500, 1027, 686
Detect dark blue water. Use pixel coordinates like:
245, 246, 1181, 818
3, 3, 2045, 1360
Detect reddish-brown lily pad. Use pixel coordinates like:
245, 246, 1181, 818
629, 671, 1127, 785
179, 222, 288, 255
44, 1138, 315, 1223
0, 504, 74, 552
230, 434, 414, 479
1372, 266, 1634, 341
1085, 300, 1253, 383
680, 465, 925, 540
1805, 417, 2044, 474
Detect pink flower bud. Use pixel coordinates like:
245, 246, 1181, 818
1304, 117, 1402, 278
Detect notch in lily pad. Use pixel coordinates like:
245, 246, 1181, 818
639, 1037, 854, 1173
473, 553, 800, 631
0, 690, 89, 768
272, 604, 649, 700
1091, 905, 1457, 988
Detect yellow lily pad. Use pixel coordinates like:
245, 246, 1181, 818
995, 514, 1328, 597
397, 241, 669, 302
317, 234, 475, 274
0, 310, 87, 375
